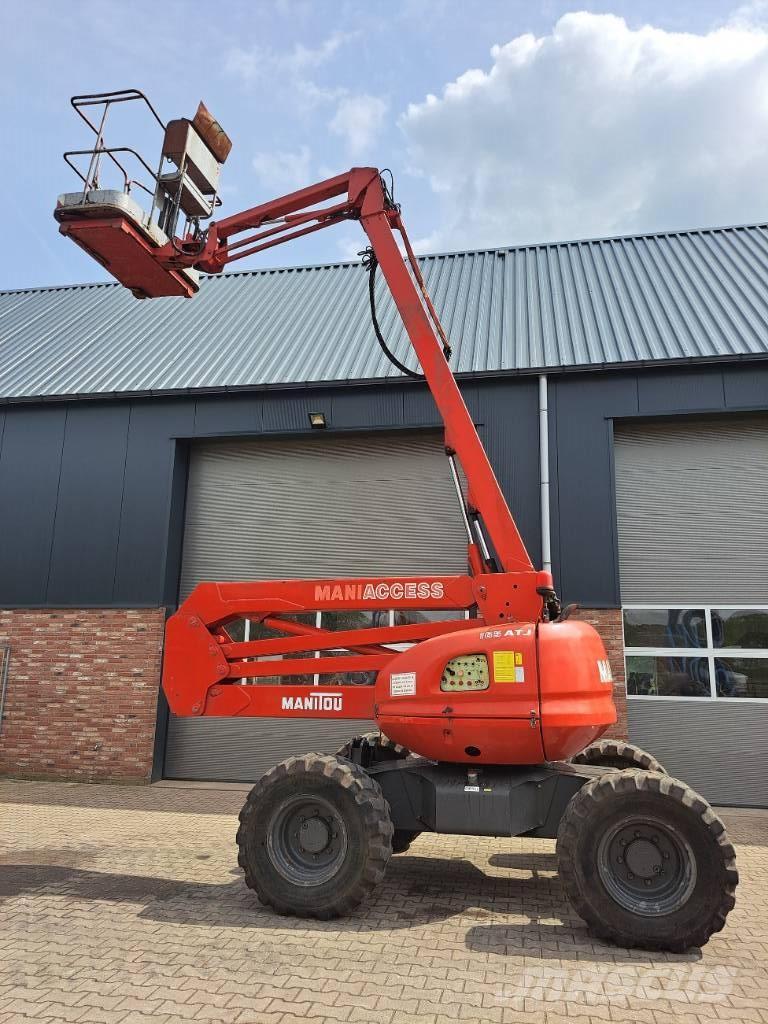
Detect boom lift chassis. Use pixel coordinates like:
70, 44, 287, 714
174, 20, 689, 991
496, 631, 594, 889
55, 93, 737, 950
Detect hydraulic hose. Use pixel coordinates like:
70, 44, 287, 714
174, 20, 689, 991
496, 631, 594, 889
361, 248, 425, 380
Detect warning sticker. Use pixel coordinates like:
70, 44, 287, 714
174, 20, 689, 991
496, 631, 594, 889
493, 651, 526, 683
390, 672, 417, 696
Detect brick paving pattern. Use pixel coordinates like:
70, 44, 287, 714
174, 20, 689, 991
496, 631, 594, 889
1, 779, 765, 1024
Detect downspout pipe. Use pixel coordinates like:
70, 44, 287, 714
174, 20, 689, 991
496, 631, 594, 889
539, 374, 552, 574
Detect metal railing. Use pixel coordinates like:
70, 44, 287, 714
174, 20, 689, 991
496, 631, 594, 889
63, 89, 166, 201
61, 88, 222, 243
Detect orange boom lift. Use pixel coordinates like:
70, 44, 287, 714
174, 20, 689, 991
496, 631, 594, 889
54, 92, 737, 950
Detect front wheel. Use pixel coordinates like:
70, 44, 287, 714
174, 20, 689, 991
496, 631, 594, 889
237, 753, 393, 919
557, 771, 738, 951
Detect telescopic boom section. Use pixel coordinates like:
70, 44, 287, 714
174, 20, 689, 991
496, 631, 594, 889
156, 167, 540, 582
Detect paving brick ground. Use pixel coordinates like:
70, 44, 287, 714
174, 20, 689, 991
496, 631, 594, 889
1, 779, 766, 1024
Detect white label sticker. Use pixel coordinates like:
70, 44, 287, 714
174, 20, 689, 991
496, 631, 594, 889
390, 671, 417, 696
464, 785, 480, 792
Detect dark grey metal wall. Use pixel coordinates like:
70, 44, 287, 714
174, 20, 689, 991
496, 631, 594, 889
0, 378, 541, 608
1, 363, 767, 610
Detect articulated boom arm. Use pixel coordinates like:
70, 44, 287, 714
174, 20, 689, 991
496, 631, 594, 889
56, 131, 557, 719
157, 169, 558, 719
158, 168, 544, 584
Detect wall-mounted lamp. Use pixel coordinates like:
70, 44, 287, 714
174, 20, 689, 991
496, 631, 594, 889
308, 411, 327, 429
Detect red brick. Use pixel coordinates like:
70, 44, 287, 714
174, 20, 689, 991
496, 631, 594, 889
0, 608, 165, 783
572, 607, 628, 740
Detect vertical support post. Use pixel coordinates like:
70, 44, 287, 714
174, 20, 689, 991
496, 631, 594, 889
539, 374, 552, 574
83, 101, 110, 192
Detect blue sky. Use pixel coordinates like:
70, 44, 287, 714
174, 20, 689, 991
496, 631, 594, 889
2, 0, 767, 290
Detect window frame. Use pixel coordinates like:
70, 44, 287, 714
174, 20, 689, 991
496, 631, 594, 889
622, 604, 768, 703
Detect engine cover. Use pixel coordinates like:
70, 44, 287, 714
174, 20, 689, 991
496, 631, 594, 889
374, 619, 616, 765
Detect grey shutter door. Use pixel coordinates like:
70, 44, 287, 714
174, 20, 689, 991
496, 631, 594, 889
614, 416, 768, 806
624, 701, 768, 806
614, 417, 768, 605
165, 430, 468, 781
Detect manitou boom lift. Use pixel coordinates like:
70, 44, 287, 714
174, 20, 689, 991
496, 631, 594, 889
54, 92, 737, 950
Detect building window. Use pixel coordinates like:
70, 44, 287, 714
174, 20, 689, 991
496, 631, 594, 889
623, 607, 768, 700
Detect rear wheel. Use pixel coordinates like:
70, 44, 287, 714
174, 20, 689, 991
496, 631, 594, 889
572, 739, 667, 774
237, 753, 393, 918
557, 770, 737, 951
336, 732, 421, 854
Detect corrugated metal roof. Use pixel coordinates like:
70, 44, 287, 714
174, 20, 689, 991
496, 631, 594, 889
3, 222, 768, 401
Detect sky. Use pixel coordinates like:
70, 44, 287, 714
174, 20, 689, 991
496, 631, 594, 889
2, 0, 768, 290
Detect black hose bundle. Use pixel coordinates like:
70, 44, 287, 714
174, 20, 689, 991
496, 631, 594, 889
360, 247, 425, 380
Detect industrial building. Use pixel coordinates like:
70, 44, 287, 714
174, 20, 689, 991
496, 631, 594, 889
0, 221, 766, 806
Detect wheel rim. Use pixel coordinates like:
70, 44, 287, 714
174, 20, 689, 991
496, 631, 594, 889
267, 795, 349, 886
596, 814, 697, 916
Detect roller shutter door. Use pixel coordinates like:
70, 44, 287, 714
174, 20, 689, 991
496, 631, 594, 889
164, 430, 468, 781
615, 417, 768, 605
614, 416, 768, 806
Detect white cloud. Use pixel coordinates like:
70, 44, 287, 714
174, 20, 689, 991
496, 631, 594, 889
225, 31, 354, 109
226, 31, 386, 191
329, 94, 389, 157
226, 30, 354, 81
284, 33, 352, 73
399, 12, 768, 251
729, 1, 768, 29
251, 145, 312, 191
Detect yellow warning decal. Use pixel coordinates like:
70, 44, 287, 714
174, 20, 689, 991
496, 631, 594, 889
493, 651, 526, 683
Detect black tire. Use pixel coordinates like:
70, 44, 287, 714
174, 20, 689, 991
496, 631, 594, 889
557, 770, 738, 951
237, 753, 393, 919
335, 731, 410, 761
572, 739, 667, 774
336, 732, 421, 855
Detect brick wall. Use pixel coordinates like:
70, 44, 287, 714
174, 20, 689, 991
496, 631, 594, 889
0, 608, 165, 783
573, 607, 628, 741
